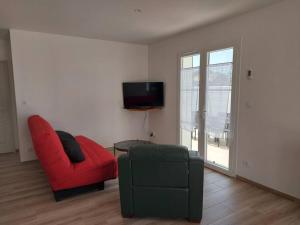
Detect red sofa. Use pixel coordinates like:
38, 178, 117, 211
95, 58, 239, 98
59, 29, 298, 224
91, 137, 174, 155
28, 115, 117, 201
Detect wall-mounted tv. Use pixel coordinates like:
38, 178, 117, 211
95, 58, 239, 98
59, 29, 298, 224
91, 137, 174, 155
122, 82, 164, 109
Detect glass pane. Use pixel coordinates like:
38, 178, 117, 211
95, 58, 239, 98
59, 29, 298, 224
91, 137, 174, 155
193, 55, 200, 67
180, 54, 200, 151
205, 48, 233, 169
182, 56, 193, 69
208, 48, 233, 65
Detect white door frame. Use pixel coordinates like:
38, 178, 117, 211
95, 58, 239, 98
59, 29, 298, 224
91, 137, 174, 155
0, 60, 16, 153
177, 50, 201, 149
178, 40, 241, 177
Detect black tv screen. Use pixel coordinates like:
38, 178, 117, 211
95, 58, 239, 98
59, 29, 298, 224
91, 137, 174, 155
123, 82, 164, 109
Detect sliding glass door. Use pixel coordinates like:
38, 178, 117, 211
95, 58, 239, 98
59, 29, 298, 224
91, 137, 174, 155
179, 47, 236, 175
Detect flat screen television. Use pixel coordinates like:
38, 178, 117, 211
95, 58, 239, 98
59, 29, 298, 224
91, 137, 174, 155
122, 82, 164, 109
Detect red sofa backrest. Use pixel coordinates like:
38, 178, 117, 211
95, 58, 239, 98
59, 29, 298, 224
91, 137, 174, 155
28, 115, 72, 183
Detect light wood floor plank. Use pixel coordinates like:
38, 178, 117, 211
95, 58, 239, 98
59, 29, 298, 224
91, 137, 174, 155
0, 152, 299, 225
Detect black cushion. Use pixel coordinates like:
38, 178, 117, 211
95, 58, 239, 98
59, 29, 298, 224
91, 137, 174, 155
56, 131, 85, 163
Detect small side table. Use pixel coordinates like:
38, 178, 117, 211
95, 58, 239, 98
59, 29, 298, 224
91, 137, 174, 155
113, 140, 152, 155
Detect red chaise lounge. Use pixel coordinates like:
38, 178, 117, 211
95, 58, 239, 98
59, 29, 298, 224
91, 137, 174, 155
28, 115, 118, 201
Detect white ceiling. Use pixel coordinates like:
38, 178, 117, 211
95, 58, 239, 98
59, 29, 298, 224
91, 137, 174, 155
0, 0, 282, 44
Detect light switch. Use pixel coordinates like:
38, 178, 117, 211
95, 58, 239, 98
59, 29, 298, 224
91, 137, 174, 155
247, 70, 253, 80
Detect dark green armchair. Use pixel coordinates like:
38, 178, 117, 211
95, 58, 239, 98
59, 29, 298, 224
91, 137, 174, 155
118, 144, 204, 222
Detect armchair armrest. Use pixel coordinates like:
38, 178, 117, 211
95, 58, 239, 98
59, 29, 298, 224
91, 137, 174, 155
188, 151, 204, 221
118, 154, 133, 217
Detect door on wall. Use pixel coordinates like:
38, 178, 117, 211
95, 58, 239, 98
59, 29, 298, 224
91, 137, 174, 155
180, 47, 237, 175
0, 61, 15, 153
179, 53, 200, 151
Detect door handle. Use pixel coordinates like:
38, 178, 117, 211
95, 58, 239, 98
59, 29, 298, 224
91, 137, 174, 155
201, 110, 206, 120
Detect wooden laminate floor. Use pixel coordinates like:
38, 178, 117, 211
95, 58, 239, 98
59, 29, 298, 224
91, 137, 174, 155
0, 152, 300, 225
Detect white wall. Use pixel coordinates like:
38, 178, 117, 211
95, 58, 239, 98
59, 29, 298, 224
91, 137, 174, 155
0, 39, 8, 61
10, 29, 149, 162
0, 37, 18, 152
149, 0, 300, 198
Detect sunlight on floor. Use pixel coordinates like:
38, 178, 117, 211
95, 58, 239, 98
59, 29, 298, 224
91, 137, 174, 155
207, 144, 229, 169
192, 138, 229, 169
